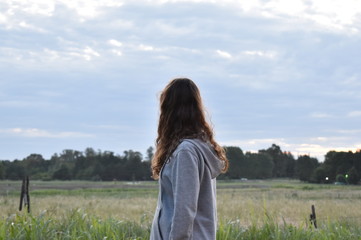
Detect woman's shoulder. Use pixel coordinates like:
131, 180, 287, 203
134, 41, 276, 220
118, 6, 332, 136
169, 139, 203, 166
174, 138, 206, 155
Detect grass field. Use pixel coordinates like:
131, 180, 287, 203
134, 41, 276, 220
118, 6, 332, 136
1, 179, 361, 239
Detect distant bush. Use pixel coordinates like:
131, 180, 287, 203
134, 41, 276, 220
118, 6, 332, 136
336, 174, 347, 184
347, 167, 360, 185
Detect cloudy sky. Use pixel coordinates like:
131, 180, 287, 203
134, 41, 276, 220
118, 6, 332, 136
1, 0, 360, 161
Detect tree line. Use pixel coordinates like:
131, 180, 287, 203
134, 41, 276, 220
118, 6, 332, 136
223, 144, 361, 184
0, 144, 360, 184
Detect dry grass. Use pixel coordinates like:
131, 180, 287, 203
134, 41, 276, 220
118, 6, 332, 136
2, 180, 361, 227
217, 187, 361, 226
0, 195, 157, 225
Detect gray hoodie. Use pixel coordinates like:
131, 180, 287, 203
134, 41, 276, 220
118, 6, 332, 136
150, 138, 223, 240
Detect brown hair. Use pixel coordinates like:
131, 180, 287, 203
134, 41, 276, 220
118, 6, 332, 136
151, 78, 228, 179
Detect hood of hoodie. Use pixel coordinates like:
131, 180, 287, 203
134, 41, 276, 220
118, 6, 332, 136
182, 138, 224, 179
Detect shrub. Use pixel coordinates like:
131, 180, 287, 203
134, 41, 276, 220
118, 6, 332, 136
336, 174, 347, 184
347, 167, 360, 185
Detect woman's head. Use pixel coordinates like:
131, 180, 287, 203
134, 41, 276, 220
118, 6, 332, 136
151, 78, 228, 179
159, 78, 204, 139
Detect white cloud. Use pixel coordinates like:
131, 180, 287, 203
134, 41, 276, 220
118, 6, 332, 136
265, 0, 361, 34
265, 0, 307, 16
293, 135, 361, 159
221, 136, 361, 161
348, 111, 361, 117
0, 128, 94, 138
155, 55, 171, 60
106, 19, 134, 29
0, 0, 124, 29
1, 0, 361, 160
246, 138, 287, 146
143, 0, 216, 4
154, 21, 195, 35
242, 50, 277, 59
108, 39, 123, 47
309, 0, 361, 26
138, 44, 154, 51
151, 0, 361, 34
84, 47, 100, 57
0, 46, 103, 67
59, 0, 124, 19
293, 143, 331, 157
43, 48, 60, 60
213, 49, 279, 63
310, 137, 329, 142
221, 138, 289, 151
111, 49, 123, 56
69, 47, 100, 61
0, 13, 7, 24
332, 129, 361, 134
2, 0, 360, 34
216, 50, 232, 59
295, 143, 361, 159
6, 0, 56, 16
227, 63, 296, 90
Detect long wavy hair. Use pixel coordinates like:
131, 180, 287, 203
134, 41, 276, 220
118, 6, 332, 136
151, 78, 228, 179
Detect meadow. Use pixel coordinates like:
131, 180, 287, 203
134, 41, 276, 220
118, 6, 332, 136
1, 179, 361, 239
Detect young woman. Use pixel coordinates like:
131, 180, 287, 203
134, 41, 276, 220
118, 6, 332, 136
150, 78, 228, 240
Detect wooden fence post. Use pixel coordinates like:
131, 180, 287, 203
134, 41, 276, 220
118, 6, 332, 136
310, 204, 317, 228
19, 176, 30, 213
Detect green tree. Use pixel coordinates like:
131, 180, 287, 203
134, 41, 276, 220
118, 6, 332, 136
323, 151, 353, 181
336, 174, 347, 184
284, 152, 296, 178
52, 164, 72, 180
60, 149, 83, 162
259, 144, 290, 178
5, 160, 25, 180
353, 150, 361, 175
123, 150, 144, 181
310, 165, 331, 183
146, 146, 154, 162
85, 148, 97, 158
224, 147, 246, 179
245, 152, 274, 179
0, 161, 4, 179
347, 167, 360, 185
22, 154, 48, 179
296, 155, 319, 182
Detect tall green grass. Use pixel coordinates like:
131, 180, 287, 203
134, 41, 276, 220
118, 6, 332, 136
1, 209, 361, 240
1, 209, 150, 240
217, 219, 361, 240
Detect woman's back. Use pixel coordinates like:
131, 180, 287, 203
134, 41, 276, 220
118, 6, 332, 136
151, 138, 223, 240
